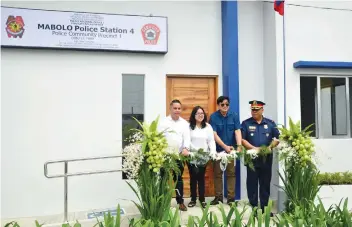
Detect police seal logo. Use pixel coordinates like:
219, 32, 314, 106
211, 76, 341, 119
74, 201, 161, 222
141, 23, 160, 45
6, 15, 25, 38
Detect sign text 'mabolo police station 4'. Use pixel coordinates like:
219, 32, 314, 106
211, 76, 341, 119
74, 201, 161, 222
1, 6, 168, 53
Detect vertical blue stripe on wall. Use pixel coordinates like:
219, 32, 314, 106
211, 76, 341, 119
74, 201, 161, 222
221, 0, 241, 200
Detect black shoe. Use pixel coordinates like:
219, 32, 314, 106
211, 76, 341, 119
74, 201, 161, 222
188, 200, 196, 208
200, 201, 207, 208
210, 197, 223, 205
260, 206, 273, 216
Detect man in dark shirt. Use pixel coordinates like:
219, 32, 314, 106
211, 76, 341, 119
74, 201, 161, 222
241, 100, 280, 214
209, 96, 242, 205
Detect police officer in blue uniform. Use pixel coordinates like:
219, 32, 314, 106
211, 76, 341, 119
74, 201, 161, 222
241, 100, 280, 214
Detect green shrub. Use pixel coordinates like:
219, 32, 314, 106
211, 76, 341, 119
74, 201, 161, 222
318, 172, 352, 185
275, 198, 352, 227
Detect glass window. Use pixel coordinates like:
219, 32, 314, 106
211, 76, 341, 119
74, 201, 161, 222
300, 76, 351, 139
121, 74, 144, 179
350, 77, 352, 137
300, 77, 317, 137
320, 78, 347, 137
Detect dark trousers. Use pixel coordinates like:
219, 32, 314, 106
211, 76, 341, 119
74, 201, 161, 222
173, 160, 185, 204
188, 163, 207, 202
246, 161, 272, 210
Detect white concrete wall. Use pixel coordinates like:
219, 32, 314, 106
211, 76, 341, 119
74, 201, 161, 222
1, 1, 222, 219
284, 2, 352, 172
262, 2, 282, 202
238, 1, 264, 120
318, 185, 352, 209
238, 1, 281, 201
238, 0, 264, 201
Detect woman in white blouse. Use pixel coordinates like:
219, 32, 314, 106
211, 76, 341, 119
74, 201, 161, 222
187, 106, 216, 208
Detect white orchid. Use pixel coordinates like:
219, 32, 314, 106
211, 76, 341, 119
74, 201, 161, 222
277, 140, 289, 150
229, 150, 240, 159
246, 149, 259, 159
126, 131, 144, 143
275, 140, 299, 163
122, 143, 144, 179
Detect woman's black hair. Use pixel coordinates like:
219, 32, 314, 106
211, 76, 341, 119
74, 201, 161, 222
189, 106, 207, 130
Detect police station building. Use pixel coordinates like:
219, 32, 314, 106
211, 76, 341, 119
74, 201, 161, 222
1, 0, 352, 223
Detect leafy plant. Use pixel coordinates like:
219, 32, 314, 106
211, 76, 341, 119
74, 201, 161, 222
278, 161, 321, 214
4, 221, 20, 227
124, 116, 180, 224
62, 220, 81, 227
126, 162, 175, 224
277, 117, 315, 168
185, 201, 274, 226
276, 117, 322, 216
246, 201, 274, 227
4, 221, 44, 227
94, 205, 122, 227
4, 199, 352, 227
128, 207, 180, 227
35, 221, 43, 227
4, 220, 73, 227
274, 197, 352, 226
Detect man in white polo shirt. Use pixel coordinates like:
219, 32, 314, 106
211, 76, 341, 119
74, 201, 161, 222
158, 99, 190, 211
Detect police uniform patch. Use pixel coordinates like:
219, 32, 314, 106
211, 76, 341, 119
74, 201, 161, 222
264, 125, 268, 129
249, 126, 256, 131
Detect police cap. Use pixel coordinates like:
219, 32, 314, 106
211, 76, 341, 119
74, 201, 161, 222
249, 100, 265, 110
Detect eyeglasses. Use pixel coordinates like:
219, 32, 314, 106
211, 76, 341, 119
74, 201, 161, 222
220, 103, 229, 107
196, 113, 204, 116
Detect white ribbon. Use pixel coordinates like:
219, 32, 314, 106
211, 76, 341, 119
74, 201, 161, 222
215, 151, 235, 172
220, 160, 228, 171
